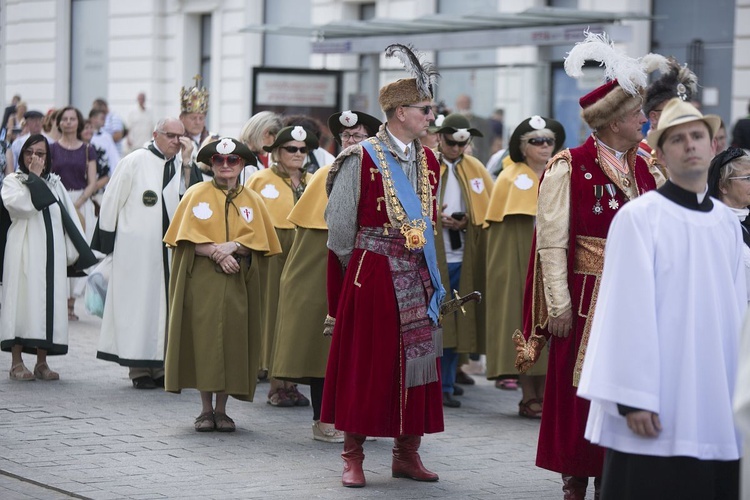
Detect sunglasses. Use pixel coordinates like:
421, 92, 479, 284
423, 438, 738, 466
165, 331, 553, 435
281, 146, 308, 154
403, 105, 433, 115
444, 138, 469, 148
527, 137, 555, 147
211, 154, 242, 167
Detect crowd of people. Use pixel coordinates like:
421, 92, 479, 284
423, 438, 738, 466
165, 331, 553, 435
2, 33, 750, 498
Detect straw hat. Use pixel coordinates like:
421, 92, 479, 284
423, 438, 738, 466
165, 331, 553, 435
646, 97, 721, 149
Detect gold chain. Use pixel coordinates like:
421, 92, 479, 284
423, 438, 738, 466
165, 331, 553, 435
370, 138, 432, 226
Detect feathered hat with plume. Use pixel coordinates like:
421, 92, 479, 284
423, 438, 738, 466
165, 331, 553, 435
641, 54, 699, 117
564, 32, 648, 129
379, 44, 440, 112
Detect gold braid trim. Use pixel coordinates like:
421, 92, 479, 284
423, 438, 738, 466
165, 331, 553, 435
366, 135, 433, 249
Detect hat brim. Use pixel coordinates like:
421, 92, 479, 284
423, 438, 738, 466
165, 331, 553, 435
263, 126, 319, 152
647, 114, 722, 150
327, 112, 382, 146
509, 117, 566, 163
434, 126, 484, 138
197, 139, 257, 166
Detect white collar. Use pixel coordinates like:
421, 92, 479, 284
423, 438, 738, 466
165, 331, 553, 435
385, 126, 412, 157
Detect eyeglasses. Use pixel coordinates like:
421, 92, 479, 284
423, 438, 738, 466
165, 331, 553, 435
444, 138, 469, 148
23, 149, 47, 159
211, 154, 242, 167
403, 105, 433, 115
157, 130, 182, 140
527, 137, 555, 147
340, 132, 368, 142
728, 175, 750, 182
281, 146, 308, 154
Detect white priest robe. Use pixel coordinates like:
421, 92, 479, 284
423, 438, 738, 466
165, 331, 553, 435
1, 173, 83, 354
95, 147, 182, 367
578, 189, 746, 461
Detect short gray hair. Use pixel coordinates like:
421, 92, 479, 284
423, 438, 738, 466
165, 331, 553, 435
240, 111, 283, 152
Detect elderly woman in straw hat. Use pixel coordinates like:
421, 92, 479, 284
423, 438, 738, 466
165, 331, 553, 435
272, 110, 381, 442
484, 116, 565, 418
245, 125, 316, 407
164, 137, 281, 432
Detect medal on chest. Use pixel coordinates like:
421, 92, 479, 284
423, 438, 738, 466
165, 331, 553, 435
400, 219, 427, 251
593, 185, 604, 215
605, 184, 619, 210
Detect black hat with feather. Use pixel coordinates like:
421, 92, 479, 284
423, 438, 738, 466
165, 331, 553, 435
378, 44, 440, 112
643, 55, 698, 117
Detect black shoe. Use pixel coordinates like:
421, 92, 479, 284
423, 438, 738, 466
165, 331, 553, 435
132, 376, 156, 389
455, 370, 475, 385
452, 384, 464, 396
153, 376, 165, 388
442, 392, 461, 408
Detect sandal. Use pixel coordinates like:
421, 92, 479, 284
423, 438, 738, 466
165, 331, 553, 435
312, 420, 344, 443
495, 378, 519, 390
68, 305, 79, 321
214, 412, 236, 433
287, 385, 310, 407
9, 362, 35, 381
518, 398, 543, 419
267, 388, 294, 407
34, 362, 59, 381
194, 411, 215, 432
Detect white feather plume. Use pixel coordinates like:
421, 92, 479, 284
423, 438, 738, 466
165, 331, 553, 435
640, 53, 670, 75
564, 31, 647, 97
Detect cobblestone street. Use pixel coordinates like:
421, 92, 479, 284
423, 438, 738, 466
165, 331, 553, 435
0, 303, 592, 499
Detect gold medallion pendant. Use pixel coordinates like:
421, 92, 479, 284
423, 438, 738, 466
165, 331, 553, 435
401, 219, 427, 251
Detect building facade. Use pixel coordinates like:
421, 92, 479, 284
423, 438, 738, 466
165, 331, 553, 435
0, 0, 745, 143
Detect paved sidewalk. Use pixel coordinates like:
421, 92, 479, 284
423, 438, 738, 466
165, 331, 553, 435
0, 303, 591, 499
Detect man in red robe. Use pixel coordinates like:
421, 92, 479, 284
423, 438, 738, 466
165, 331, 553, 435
321, 45, 444, 488
514, 35, 663, 498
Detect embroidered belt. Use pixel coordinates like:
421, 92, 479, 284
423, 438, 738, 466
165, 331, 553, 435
573, 235, 606, 276
571, 235, 606, 387
353, 226, 440, 388
355, 227, 424, 267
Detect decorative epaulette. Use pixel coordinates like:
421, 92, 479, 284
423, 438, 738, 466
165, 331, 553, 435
547, 149, 572, 170
325, 144, 363, 196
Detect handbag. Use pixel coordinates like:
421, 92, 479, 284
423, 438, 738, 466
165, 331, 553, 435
84, 254, 113, 318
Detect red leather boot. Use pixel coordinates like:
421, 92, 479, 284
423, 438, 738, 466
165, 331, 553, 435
561, 474, 588, 500
392, 435, 439, 481
341, 433, 366, 488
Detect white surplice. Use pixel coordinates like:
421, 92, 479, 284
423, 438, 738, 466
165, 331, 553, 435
96, 148, 181, 366
578, 190, 746, 461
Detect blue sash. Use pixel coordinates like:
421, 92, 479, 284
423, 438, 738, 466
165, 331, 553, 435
362, 139, 445, 323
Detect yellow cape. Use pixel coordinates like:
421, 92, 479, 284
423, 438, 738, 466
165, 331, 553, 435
164, 181, 281, 256
287, 165, 330, 230
484, 161, 539, 225
245, 168, 313, 229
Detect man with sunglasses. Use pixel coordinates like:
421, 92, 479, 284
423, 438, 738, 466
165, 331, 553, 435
322, 45, 444, 488
431, 113, 492, 409
92, 117, 202, 390
513, 34, 663, 499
